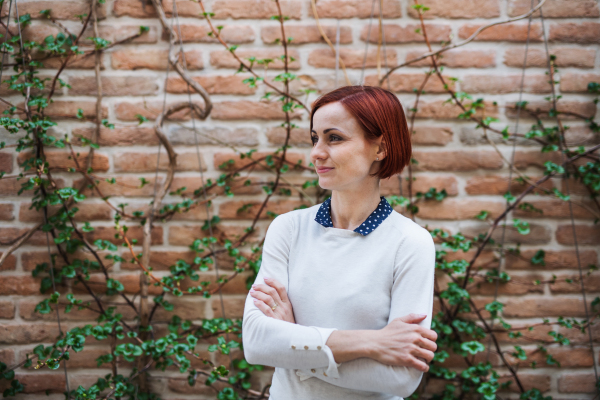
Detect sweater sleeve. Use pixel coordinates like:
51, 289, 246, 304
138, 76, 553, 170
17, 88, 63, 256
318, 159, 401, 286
241, 213, 342, 378
296, 224, 436, 398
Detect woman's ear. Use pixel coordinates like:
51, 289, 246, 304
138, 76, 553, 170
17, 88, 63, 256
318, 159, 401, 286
377, 139, 387, 161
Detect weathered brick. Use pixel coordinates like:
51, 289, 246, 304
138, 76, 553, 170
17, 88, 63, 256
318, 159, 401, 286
262, 24, 352, 45
41, 53, 101, 70
503, 47, 597, 68
406, 49, 496, 68
410, 100, 498, 120
0, 323, 61, 344
410, 126, 453, 146
84, 225, 163, 245
365, 73, 453, 93
266, 126, 311, 147
211, 296, 246, 318
509, 0, 600, 18
312, 0, 402, 19
550, 22, 600, 43
75, 176, 163, 197
0, 275, 56, 296
170, 126, 259, 146
68, 76, 159, 96
505, 101, 597, 120
465, 175, 554, 195
506, 249, 598, 270
3, 1, 107, 20
166, 24, 255, 44
550, 274, 600, 294
115, 100, 206, 121
212, 0, 302, 19
0, 153, 12, 173
113, 0, 157, 17
309, 48, 396, 69
0, 300, 14, 319
1, 373, 66, 393
210, 49, 300, 69
17, 150, 109, 172
211, 101, 302, 120
503, 297, 590, 318
560, 72, 600, 93
514, 199, 597, 219
417, 198, 506, 220
407, 0, 500, 19
113, 151, 208, 172
24, 101, 108, 120
111, 49, 203, 70
397, 175, 459, 196
166, 75, 255, 95
558, 373, 598, 393
361, 24, 451, 44
71, 126, 159, 146
556, 224, 600, 245
19, 201, 112, 222
219, 199, 309, 219
413, 150, 503, 171
461, 74, 553, 94
458, 22, 543, 42
213, 151, 304, 171
461, 222, 552, 245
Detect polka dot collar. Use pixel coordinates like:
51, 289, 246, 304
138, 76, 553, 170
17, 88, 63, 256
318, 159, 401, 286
314, 196, 393, 236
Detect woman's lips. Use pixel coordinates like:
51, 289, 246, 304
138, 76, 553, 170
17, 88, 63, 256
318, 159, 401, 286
317, 167, 333, 173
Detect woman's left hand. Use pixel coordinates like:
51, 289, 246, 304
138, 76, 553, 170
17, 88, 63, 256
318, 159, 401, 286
250, 277, 296, 324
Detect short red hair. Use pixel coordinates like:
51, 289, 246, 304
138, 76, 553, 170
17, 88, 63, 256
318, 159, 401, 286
309, 85, 411, 180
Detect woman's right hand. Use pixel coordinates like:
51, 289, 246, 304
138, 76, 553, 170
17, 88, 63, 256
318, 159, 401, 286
370, 313, 438, 372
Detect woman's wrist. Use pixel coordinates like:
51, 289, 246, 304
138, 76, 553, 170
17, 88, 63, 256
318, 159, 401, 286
325, 329, 382, 363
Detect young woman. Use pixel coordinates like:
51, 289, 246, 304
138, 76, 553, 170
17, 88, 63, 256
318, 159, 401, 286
242, 86, 438, 399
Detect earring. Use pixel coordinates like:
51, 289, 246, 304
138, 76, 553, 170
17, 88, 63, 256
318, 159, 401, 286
376, 157, 379, 161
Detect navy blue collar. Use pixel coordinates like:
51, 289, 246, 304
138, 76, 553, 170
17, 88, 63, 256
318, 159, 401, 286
315, 196, 393, 236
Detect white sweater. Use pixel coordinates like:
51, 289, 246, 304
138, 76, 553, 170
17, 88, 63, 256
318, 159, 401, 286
242, 199, 436, 399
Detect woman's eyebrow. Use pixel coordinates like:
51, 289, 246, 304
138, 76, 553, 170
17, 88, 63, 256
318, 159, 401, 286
310, 128, 344, 134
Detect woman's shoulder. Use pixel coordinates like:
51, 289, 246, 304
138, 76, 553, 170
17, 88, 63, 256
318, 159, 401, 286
386, 210, 434, 245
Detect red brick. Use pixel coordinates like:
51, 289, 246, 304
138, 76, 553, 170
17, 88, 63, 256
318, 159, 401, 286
153, 298, 209, 320
505, 101, 597, 120
406, 48, 496, 68
19, 298, 137, 321
558, 373, 597, 393
41, 53, 100, 70
19, 201, 112, 223
120, 250, 197, 271
407, 0, 500, 19
550, 22, 600, 43
113, 151, 207, 172
413, 150, 503, 171
0, 252, 16, 271
560, 72, 600, 93
468, 274, 544, 295
389, 174, 459, 197
498, 373, 551, 393
550, 274, 600, 294
506, 249, 598, 270
211, 296, 246, 318
72, 126, 159, 146
17, 150, 109, 172
96, 24, 158, 44
410, 126, 453, 146
171, 126, 259, 146
0, 275, 53, 295
3, 1, 107, 20
309, 48, 396, 69
113, 0, 157, 17
68, 76, 158, 96
212, 0, 302, 19
0, 300, 14, 319
219, 199, 309, 219
28, 101, 108, 120
503, 47, 597, 68
111, 49, 203, 70
0, 177, 64, 197
0, 324, 61, 344
115, 100, 206, 121
514, 199, 597, 219
461, 74, 552, 94
465, 175, 554, 195
461, 223, 552, 245
84, 225, 163, 245
167, 24, 255, 44
556, 224, 600, 246
211, 100, 302, 120
166, 75, 256, 95
503, 297, 591, 317
458, 22, 543, 42
210, 49, 300, 69
0, 153, 12, 173
410, 100, 498, 120
1, 374, 66, 394
365, 73, 453, 93
311, 0, 402, 19
360, 24, 451, 44
75, 175, 163, 197
213, 151, 304, 171
416, 198, 506, 220
261, 24, 352, 45
168, 223, 261, 246
509, 0, 599, 18
167, 377, 217, 395
265, 126, 311, 147
513, 150, 561, 170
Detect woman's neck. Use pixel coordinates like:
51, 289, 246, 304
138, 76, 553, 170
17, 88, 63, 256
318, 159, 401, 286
329, 189, 382, 231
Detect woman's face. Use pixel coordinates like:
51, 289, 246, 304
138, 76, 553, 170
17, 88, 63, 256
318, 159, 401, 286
310, 101, 384, 192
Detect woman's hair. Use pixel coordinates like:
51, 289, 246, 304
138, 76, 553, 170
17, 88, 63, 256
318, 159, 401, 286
309, 85, 411, 180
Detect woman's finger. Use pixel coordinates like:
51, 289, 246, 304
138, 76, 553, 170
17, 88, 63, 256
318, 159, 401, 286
408, 356, 429, 372
250, 290, 277, 309
418, 327, 438, 342
253, 299, 275, 317
413, 347, 435, 364
416, 336, 437, 352
252, 283, 283, 304
264, 277, 289, 302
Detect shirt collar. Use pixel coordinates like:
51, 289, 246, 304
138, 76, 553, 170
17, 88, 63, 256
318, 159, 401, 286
314, 196, 393, 236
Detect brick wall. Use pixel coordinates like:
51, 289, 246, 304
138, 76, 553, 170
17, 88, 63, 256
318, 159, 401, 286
0, 0, 599, 398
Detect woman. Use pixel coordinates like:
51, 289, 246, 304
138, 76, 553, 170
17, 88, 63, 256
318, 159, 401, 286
242, 86, 437, 399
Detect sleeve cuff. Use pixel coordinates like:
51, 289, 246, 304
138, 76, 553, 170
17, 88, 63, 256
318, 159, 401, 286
290, 326, 341, 380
